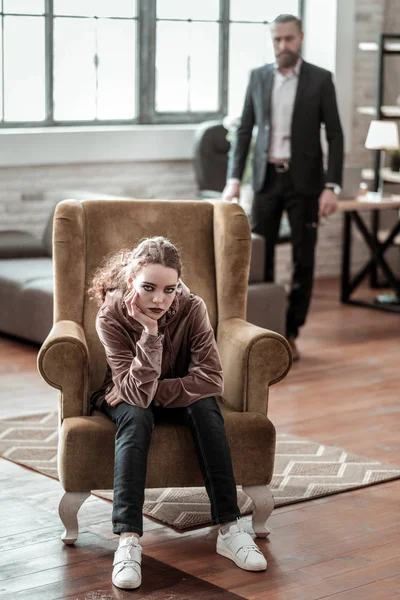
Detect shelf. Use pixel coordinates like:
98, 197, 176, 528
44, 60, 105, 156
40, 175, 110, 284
359, 41, 400, 52
361, 168, 400, 184
356, 106, 400, 118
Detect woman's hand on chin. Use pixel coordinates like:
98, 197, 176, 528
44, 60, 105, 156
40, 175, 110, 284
124, 288, 159, 335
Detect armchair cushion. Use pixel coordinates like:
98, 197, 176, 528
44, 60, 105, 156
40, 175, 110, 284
58, 401, 275, 492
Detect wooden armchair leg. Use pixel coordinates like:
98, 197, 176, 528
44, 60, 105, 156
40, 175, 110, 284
59, 491, 91, 545
242, 484, 274, 538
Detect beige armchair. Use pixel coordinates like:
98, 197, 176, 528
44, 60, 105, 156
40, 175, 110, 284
38, 198, 291, 545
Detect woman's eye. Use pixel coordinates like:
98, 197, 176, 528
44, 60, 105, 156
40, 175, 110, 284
165, 288, 175, 294
143, 285, 154, 292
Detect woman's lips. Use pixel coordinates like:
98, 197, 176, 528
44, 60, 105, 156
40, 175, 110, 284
149, 308, 163, 313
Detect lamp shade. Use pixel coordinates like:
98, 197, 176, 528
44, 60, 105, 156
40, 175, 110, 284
365, 120, 400, 150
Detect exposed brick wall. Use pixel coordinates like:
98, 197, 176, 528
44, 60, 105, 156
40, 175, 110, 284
0, 161, 197, 238
350, 0, 386, 166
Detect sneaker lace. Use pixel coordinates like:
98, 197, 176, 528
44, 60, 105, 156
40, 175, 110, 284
118, 538, 141, 567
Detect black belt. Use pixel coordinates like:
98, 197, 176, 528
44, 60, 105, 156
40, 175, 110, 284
269, 161, 290, 173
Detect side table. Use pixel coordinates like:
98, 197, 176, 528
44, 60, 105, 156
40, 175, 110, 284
339, 197, 400, 313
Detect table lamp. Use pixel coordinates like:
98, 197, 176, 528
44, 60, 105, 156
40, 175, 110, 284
365, 120, 400, 199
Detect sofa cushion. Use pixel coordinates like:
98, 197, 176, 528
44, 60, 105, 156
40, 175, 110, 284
0, 258, 53, 344
249, 233, 265, 284
0, 257, 52, 283
21, 278, 54, 343
0, 231, 45, 259
42, 208, 55, 257
247, 282, 287, 335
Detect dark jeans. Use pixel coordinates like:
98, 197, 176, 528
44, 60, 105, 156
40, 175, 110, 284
251, 164, 319, 339
101, 396, 241, 536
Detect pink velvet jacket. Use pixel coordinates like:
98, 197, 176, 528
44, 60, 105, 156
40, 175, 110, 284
91, 282, 224, 409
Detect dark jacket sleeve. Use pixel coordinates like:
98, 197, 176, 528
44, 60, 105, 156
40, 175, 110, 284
154, 299, 224, 408
96, 312, 163, 408
322, 72, 344, 186
227, 70, 255, 181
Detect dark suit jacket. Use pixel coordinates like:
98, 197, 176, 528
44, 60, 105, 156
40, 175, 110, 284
227, 60, 344, 196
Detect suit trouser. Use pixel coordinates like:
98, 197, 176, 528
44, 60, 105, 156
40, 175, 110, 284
251, 164, 319, 339
100, 396, 241, 536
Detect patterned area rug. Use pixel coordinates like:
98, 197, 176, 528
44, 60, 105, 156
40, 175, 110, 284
1, 412, 400, 530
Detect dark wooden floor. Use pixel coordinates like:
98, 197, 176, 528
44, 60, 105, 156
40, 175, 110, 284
1, 279, 400, 599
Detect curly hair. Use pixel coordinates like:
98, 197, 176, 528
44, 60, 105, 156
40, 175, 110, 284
88, 236, 182, 306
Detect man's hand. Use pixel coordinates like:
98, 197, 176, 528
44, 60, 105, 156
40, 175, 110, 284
319, 188, 338, 217
222, 182, 241, 202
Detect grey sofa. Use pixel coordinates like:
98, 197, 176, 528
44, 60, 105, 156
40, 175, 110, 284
0, 204, 287, 345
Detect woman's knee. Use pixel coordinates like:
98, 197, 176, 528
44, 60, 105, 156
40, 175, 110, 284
115, 403, 154, 432
188, 396, 223, 422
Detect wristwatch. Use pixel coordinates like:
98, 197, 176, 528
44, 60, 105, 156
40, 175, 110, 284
325, 183, 341, 196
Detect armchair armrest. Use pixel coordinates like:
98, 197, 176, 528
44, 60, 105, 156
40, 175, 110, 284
217, 318, 291, 414
37, 320, 89, 419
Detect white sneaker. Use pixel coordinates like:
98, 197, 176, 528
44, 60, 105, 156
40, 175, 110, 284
112, 536, 142, 589
216, 521, 267, 572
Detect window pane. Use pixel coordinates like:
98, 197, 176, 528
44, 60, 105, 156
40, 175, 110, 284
54, 0, 136, 18
97, 19, 136, 119
156, 21, 219, 112
189, 23, 219, 111
4, 16, 45, 121
157, 0, 219, 21
3, 0, 44, 14
53, 18, 96, 120
228, 23, 273, 117
230, 0, 299, 22
156, 22, 188, 112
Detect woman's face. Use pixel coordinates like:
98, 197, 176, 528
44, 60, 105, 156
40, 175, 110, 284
128, 263, 179, 321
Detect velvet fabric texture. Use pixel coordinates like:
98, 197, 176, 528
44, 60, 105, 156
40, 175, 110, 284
93, 283, 224, 409
37, 199, 291, 494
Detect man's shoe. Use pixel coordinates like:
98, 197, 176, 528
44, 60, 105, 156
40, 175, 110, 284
216, 521, 267, 571
112, 536, 142, 589
288, 337, 300, 361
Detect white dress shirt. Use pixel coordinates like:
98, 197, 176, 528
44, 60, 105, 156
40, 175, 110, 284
228, 60, 301, 185
269, 59, 302, 162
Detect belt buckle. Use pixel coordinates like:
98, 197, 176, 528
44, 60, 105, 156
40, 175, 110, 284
275, 161, 289, 173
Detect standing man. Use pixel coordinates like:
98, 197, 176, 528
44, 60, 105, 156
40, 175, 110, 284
223, 14, 344, 360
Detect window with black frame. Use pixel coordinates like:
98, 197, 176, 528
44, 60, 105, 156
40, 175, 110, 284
0, 0, 302, 127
